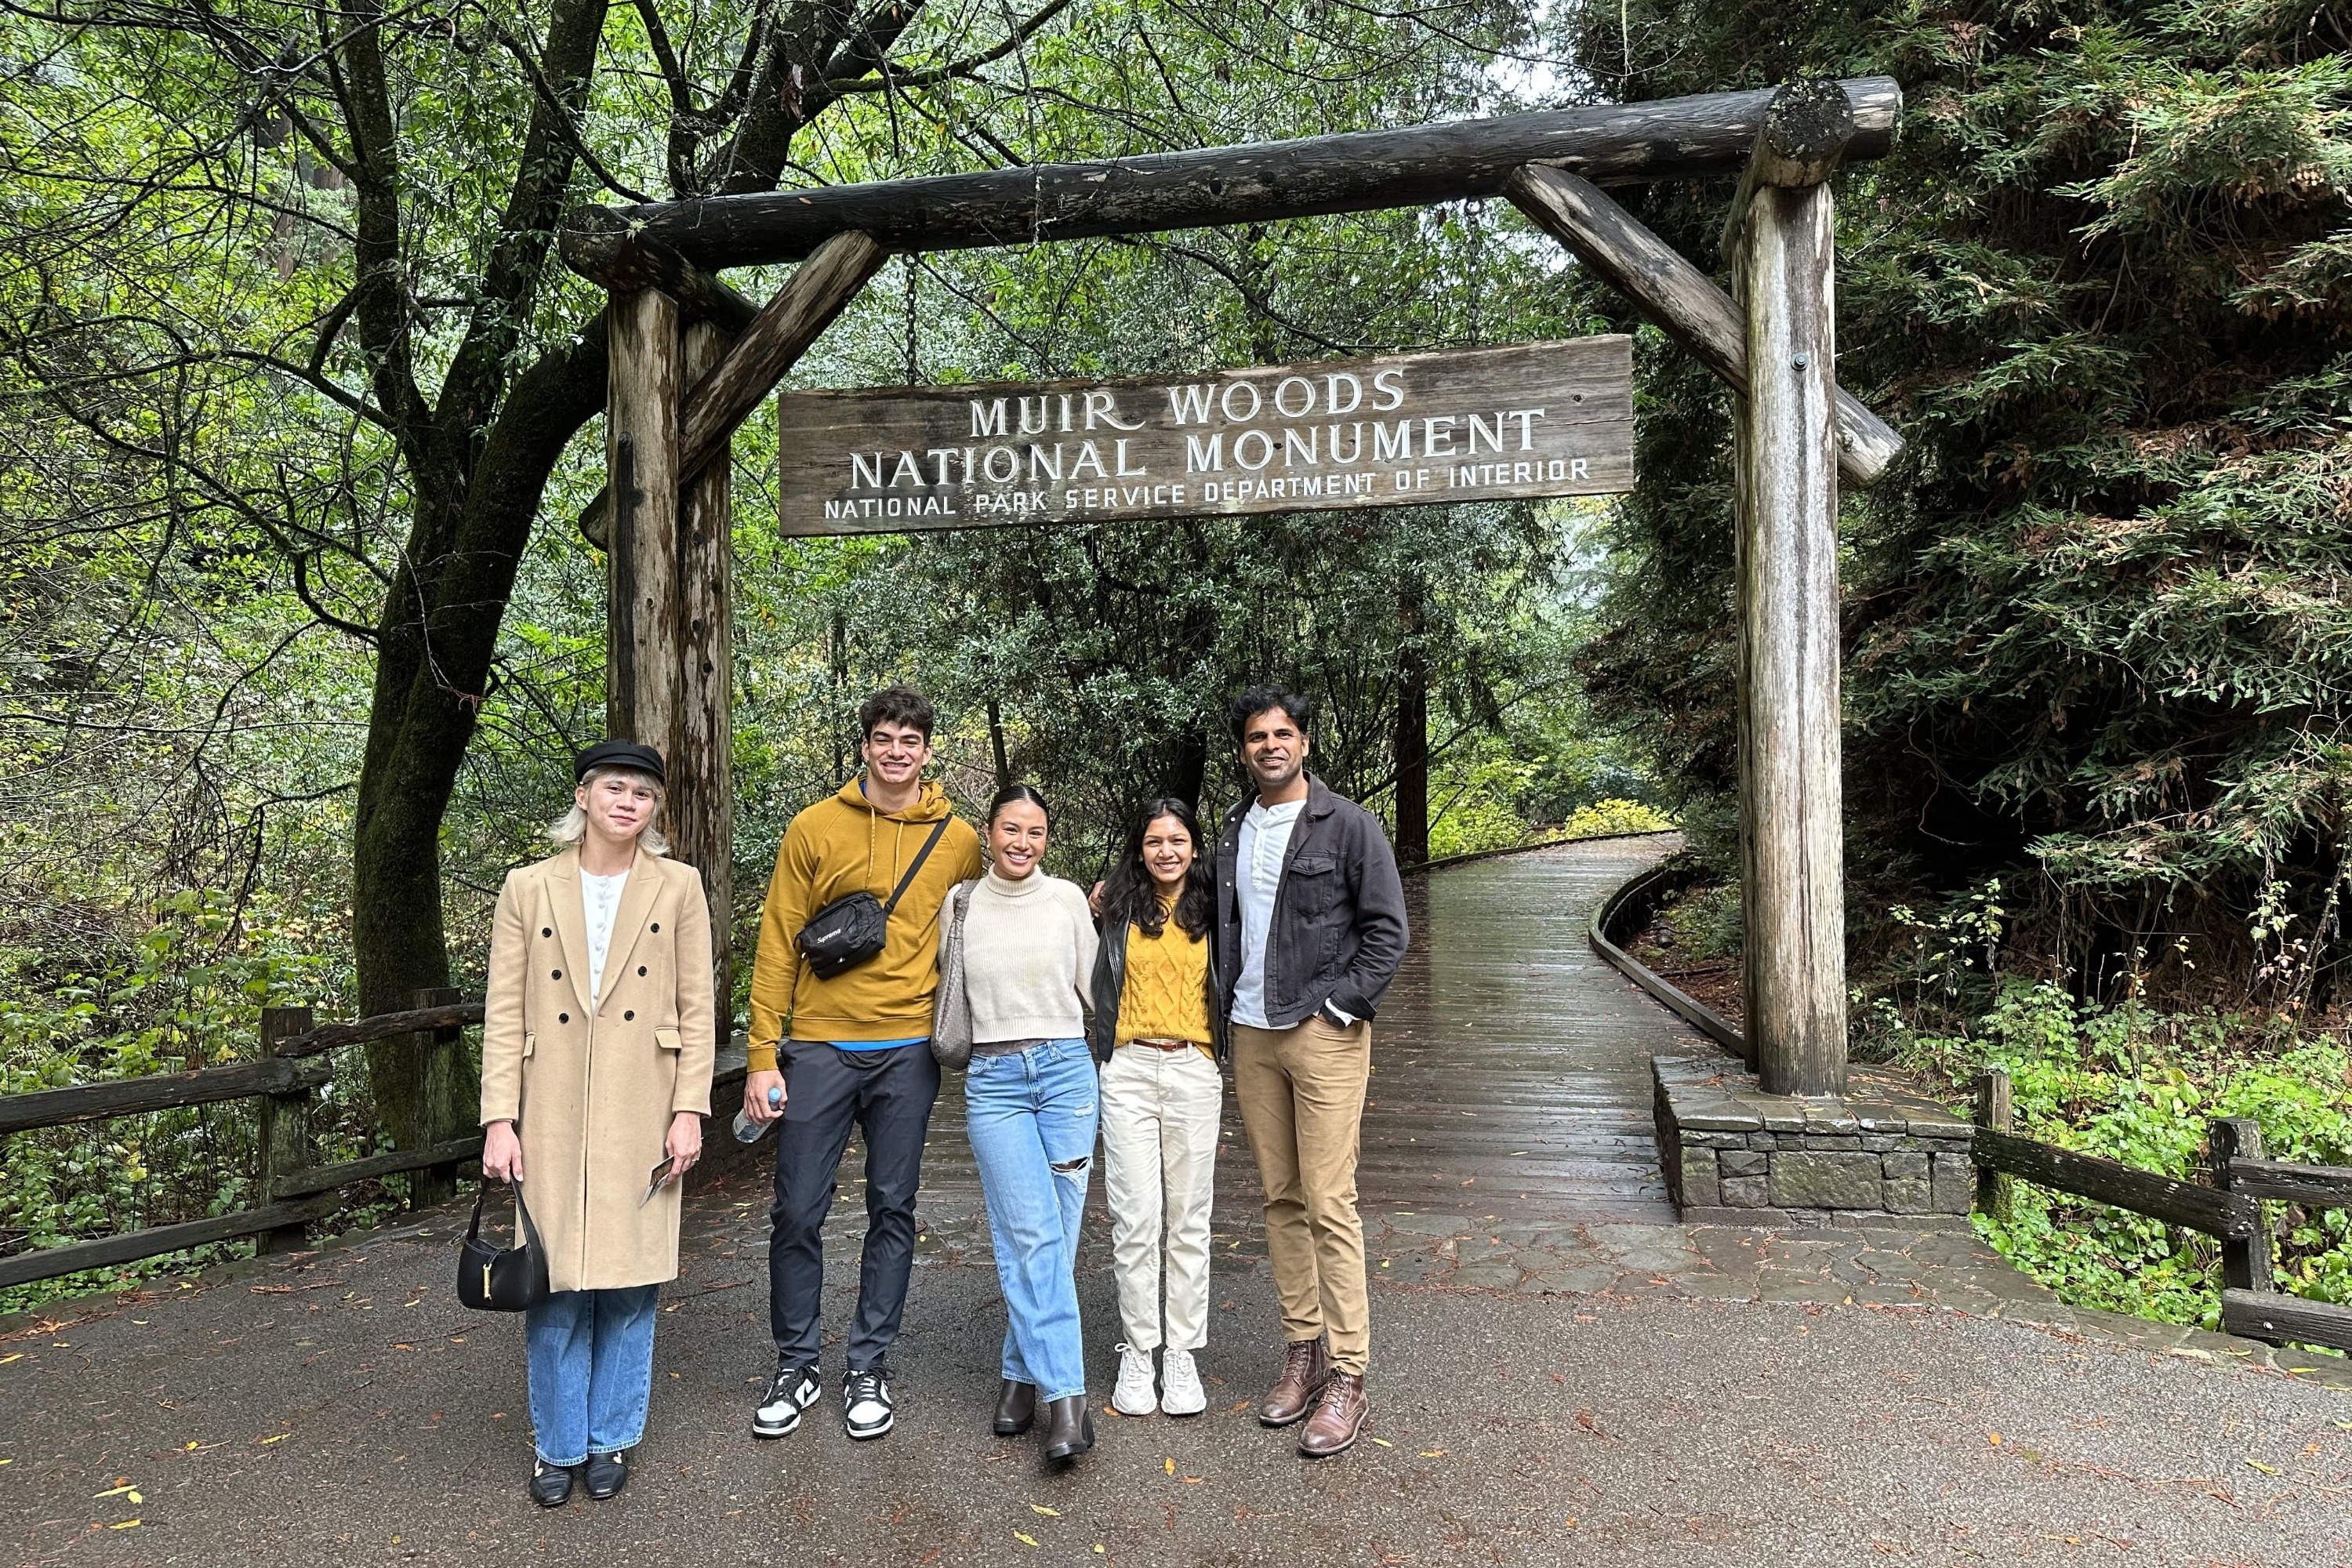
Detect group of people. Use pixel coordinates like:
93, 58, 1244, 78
477, 683, 1408, 1504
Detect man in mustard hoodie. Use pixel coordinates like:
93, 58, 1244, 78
741, 685, 982, 1442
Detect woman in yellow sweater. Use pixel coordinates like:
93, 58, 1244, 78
1087, 797, 1225, 1418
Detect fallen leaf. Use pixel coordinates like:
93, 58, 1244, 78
1163, 1457, 1175, 1475
0, 1355, 20, 1366
1421, 1449, 1445, 1457
1564, 1517, 1578, 1527
1370, 1438, 1392, 1448
1029, 1504, 1060, 1516
1181, 1476, 1203, 1484
1014, 1531, 1038, 1547
1987, 1433, 2002, 1446
2245, 1458, 2278, 1475
93, 1486, 136, 1499
259, 1435, 289, 1446
109, 1521, 140, 1530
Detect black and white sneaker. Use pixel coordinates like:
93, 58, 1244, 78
842, 1367, 895, 1440
752, 1363, 822, 1438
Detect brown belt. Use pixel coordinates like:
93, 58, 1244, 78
1127, 1036, 1205, 1051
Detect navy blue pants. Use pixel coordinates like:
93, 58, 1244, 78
768, 1040, 940, 1372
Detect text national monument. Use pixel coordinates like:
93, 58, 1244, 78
775, 336, 1634, 535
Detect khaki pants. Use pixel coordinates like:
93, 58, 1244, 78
1099, 1044, 1222, 1352
1230, 1016, 1371, 1374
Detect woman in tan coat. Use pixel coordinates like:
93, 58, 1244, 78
480, 739, 715, 1508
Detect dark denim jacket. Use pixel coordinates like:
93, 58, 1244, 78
1213, 775, 1409, 1030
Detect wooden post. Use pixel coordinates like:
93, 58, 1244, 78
608, 285, 684, 751
413, 985, 466, 1207
256, 1006, 315, 1252
1973, 1068, 2012, 1220
675, 317, 736, 1051
1730, 82, 1854, 1098
2210, 1117, 2273, 1294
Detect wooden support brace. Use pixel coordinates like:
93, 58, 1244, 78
1504, 165, 1903, 487
579, 231, 889, 548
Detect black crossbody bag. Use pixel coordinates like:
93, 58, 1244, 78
459, 1183, 550, 1312
796, 818, 952, 980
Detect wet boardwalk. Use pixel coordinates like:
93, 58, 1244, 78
916, 833, 1691, 1223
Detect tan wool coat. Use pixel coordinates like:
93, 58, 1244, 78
480, 847, 716, 1293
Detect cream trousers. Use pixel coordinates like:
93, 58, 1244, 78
1098, 1044, 1223, 1352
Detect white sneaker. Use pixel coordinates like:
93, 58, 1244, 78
1160, 1348, 1207, 1417
1112, 1342, 1158, 1417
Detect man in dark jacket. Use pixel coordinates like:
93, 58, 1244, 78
1214, 686, 1408, 1458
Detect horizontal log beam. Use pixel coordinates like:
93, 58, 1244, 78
0, 1193, 342, 1291
0, 1056, 333, 1135
272, 1002, 485, 1059
268, 1136, 486, 1200
2220, 1287, 2352, 1353
561, 78, 1900, 281
2223, 1156, 2352, 1209
1505, 164, 1903, 487
1973, 1127, 2258, 1240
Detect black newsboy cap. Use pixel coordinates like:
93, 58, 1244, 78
573, 739, 666, 784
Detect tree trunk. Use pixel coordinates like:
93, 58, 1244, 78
1394, 581, 1430, 866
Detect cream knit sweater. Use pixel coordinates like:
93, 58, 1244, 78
951, 869, 1098, 1044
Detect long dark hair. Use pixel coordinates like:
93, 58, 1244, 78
1102, 797, 1212, 939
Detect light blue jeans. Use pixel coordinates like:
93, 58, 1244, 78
964, 1039, 1098, 1403
525, 1285, 659, 1466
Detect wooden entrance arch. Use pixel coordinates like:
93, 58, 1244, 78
557, 78, 1907, 1100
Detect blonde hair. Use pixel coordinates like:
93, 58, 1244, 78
550, 764, 670, 855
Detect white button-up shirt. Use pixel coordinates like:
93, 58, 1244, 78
1230, 797, 1305, 1029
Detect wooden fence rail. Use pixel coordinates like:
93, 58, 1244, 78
1972, 1069, 2352, 1355
0, 996, 487, 1294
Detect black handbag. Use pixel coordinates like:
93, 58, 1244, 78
459, 1183, 550, 1312
797, 818, 952, 980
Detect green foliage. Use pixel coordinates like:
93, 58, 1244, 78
1563, 0, 2352, 1008
1563, 797, 1677, 839
0, 891, 371, 1312
1658, 880, 1742, 961
1898, 981, 2352, 1337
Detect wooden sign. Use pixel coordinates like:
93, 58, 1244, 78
775, 336, 1632, 535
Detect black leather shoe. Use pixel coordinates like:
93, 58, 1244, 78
994, 1379, 1037, 1436
529, 1459, 575, 1508
1042, 1394, 1094, 1462
583, 1450, 628, 1500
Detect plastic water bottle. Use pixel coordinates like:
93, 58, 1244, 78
732, 1083, 783, 1144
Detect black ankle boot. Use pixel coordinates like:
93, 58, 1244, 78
1042, 1394, 1094, 1462
994, 1379, 1037, 1436
529, 1459, 575, 1508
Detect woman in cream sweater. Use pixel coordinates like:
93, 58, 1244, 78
943, 784, 1101, 1462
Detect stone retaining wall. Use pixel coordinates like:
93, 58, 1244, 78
1654, 1055, 1976, 1225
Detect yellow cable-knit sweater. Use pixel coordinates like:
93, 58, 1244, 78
1115, 904, 1214, 1062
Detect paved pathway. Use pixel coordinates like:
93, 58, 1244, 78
6, 837, 2349, 1565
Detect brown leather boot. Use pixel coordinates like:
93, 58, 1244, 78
1297, 1370, 1368, 1457
1258, 1338, 1330, 1427
993, 1379, 1036, 1437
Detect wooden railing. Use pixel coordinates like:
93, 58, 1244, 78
1973, 1067, 2352, 1354
1586, 858, 1748, 1062
0, 994, 488, 1293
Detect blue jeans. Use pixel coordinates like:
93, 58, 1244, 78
964, 1039, 1098, 1403
525, 1285, 659, 1466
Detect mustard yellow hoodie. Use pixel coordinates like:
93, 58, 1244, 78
746, 777, 983, 1070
